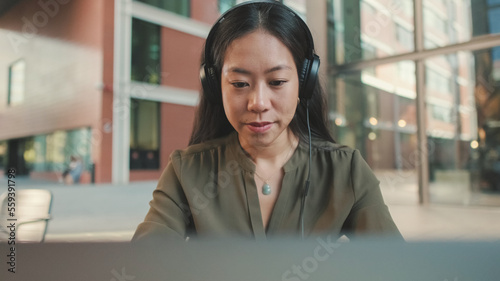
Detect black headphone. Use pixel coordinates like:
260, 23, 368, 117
200, 0, 320, 104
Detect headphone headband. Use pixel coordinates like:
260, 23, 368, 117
204, 0, 316, 66
201, 0, 320, 104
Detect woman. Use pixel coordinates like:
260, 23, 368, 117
133, 1, 402, 241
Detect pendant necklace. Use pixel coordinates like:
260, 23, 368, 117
254, 145, 295, 196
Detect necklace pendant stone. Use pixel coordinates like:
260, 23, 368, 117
262, 183, 271, 195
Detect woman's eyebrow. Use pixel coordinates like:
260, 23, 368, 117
227, 65, 293, 75
265, 65, 293, 74
227, 67, 251, 75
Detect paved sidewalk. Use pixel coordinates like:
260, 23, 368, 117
389, 204, 500, 241
9, 177, 155, 242
6, 176, 500, 242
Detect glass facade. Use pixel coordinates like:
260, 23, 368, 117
422, 0, 500, 48
328, 0, 500, 206
329, 0, 415, 64
131, 18, 161, 84
135, 0, 190, 17
0, 141, 6, 169
424, 50, 478, 204
130, 99, 160, 170
219, 0, 306, 16
283, 0, 307, 17
219, 0, 237, 13
29, 128, 92, 174
330, 63, 419, 204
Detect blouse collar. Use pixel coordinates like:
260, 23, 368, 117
226, 131, 305, 174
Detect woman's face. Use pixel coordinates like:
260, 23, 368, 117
221, 29, 300, 149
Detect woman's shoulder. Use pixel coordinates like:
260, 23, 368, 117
310, 138, 355, 155
170, 133, 236, 161
308, 139, 369, 168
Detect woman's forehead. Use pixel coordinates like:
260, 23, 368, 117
222, 30, 296, 70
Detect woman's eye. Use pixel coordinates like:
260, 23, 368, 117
269, 80, 287, 86
231, 82, 249, 88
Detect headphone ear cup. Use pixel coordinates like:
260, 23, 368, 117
299, 54, 320, 100
299, 58, 310, 93
200, 64, 210, 94
200, 64, 222, 104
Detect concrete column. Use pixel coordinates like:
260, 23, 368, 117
112, 0, 133, 184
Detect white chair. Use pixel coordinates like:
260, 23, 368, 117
0, 189, 53, 243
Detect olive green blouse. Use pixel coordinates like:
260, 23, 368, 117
132, 132, 402, 241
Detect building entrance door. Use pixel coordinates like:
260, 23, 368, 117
6, 138, 29, 176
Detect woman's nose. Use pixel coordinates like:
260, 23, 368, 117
247, 83, 271, 112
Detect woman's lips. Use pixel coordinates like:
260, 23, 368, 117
246, 122, 273, 133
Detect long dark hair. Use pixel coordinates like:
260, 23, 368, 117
189, 1, 334, 145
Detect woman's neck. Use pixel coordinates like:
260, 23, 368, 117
239, 131, 299, 166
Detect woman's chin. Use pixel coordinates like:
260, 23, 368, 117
238, 128, 291, 149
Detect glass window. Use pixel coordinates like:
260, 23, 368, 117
423, 0, 500, 47
8, 59, 25, 106
423, 6, 447, 35
283, 0, 307, 18
430, 104, 453, 123
26, 128, 92, 175
131, 18, 161, 84
401, 0, 413, 16
425, 48, 500, 206
489, 8, 500, 34
219, 0, 260, 13
0, 141, 6, 170
361, 41, 377, 60
32, 135, 48, 172
326, 0, 337, 65
493, 46, 500, 81
130, 99, 160, 170
5, 137, 34, 175
135, 0, 190, 17
218, 0, 299, 15
46, 131, 66, 171
396, 24, 414, 50
328, 0, 415, 64
398, 95, 417, 129
398, 61, 416, 84
46, 129, 90, 171
424, 37, 439, 49
65, 128, 92, 171
449, 0, 457, 22
329, 62, 418, 204
425, 66, 452, 94
361, 0, 376, 15
329, 0, 500, 207
361, 41, 377, 75
219, 0, 237, 13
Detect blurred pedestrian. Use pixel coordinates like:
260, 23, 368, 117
62, 155, 83, 184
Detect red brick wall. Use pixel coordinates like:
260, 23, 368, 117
0, 0, 104, 140
129, 103, 195, 182
161, 27, 205, 90
96, 0, 114, 183
191, 0, 219, 25
129, 25, 203, 182
0, 0, 111, 182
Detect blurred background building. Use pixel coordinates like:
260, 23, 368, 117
0, 0, 499, 207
